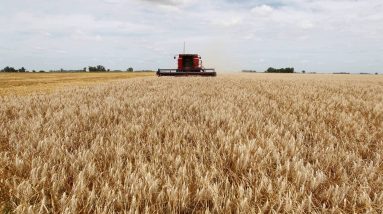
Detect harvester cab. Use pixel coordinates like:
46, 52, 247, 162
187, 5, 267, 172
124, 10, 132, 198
157, 54, 216, 77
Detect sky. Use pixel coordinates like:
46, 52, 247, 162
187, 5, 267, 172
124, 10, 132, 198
0, 0, 382, 73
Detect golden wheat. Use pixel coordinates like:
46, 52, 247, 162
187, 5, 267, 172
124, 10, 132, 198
1, 74, 382, 213
0, 72, 154, 96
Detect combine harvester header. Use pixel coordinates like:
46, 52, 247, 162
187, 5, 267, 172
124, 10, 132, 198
157, 54, 216, 77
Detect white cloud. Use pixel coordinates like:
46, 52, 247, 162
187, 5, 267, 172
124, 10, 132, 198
298, 20, 314, 30
211, 16, 243, 27
140, 0, 195, 6
251, 5, 274, 16
70, 30, 103, 42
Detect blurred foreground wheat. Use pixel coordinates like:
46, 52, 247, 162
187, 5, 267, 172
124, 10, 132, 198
1, 74, 382, 213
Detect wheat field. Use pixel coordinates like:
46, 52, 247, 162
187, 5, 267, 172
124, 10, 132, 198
0, 72, 154, 96
1, 74, 382, 213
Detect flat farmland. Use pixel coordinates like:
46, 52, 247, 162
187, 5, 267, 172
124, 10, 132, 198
0, 72, 154, 96
1, 73, 382, 213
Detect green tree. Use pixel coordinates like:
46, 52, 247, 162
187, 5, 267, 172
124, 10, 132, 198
2, 66, 17, 72
265, 67, 294, 73
89, 65, 106, 72
18, 67, 26, 72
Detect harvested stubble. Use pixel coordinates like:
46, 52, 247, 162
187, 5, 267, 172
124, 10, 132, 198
1, 74, 382, 213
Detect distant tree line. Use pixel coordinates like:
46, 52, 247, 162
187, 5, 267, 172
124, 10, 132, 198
265, 67, 294, 73
0, 65, 139, 73
1, 66, 27, 72
88, 65, 107, 72
241, 68, 381, 75
333, 72, 350, 75
88, 65, 134, 72
87, 65, 137, 72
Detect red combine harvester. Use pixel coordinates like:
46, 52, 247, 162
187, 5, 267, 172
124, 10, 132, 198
157, 54, 216, 77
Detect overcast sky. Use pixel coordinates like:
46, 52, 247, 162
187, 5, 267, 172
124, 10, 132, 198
0, 0, 382, 72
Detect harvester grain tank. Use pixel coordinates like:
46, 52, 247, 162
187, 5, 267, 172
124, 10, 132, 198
157, 54, 216, 77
